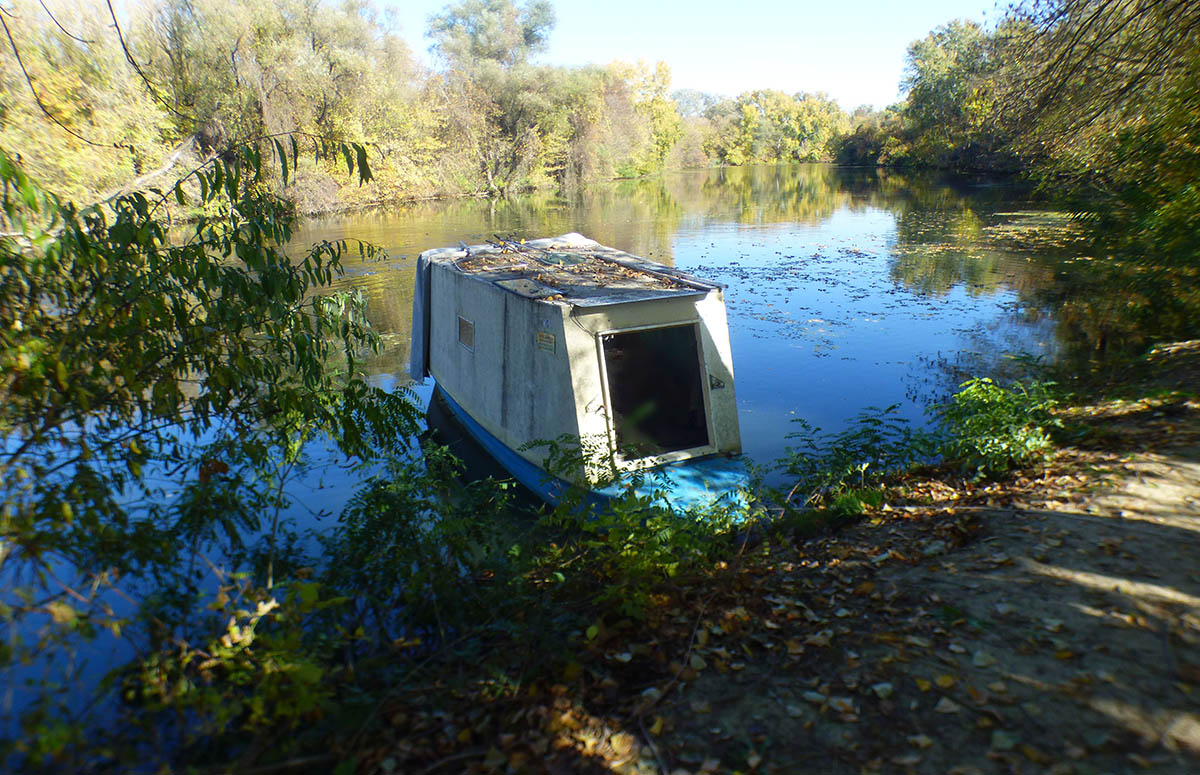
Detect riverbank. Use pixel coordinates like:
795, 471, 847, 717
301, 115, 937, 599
337, 342, 1200, 775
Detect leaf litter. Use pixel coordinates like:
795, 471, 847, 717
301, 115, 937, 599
349, 344, 1200, 774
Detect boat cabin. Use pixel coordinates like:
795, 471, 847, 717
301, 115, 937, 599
409, 233, 741, 494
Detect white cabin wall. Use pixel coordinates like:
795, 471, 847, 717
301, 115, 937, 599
428, 265, 580, 468
503, 294, 580, 460
571, 291, 741, 458
695, 290, 741, 455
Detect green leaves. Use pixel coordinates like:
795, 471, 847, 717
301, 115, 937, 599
0, 136, 416, 741
131, 578, 342, 737
934, 378, 1062, 479
778, 404, 935, 515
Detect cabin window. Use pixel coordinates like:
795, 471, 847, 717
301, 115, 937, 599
601, 324, 710, 458
457, 316, 474, 350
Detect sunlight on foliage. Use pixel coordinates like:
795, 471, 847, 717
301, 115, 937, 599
935, 377, 1062, 478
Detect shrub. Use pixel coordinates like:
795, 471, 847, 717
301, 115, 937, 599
777, 404, 935, 513
935, 377, 1062, 478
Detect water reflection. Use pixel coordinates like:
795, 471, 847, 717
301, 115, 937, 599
10, 164, 1192, 749
292, 164, 1182, 466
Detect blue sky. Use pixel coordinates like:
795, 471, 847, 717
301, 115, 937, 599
383, 0, 1001, 109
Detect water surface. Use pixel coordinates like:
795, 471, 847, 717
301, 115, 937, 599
293, 164, 1066, 475
2, 163, 1178, 743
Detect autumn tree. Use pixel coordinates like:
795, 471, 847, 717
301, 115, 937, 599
701, 90, 848, 165
0, 0, 170, 200
899, 19, 1015, 171
1000, 0, 1200, 258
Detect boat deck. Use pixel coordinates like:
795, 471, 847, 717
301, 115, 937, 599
421, 233, 721, 307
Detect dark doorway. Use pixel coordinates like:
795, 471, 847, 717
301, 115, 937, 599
601, 324, 710, 458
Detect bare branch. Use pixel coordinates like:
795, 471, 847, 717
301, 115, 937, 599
0, 13, 120, 149
38, 0, 93, 43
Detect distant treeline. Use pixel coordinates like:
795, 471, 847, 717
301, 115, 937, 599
2, 0, 1197, 257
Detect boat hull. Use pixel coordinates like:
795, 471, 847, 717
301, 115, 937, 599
434, 385, 750, 513
411, 233, 748, 513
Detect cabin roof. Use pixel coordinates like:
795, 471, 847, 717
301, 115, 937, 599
419, 232, 720, 307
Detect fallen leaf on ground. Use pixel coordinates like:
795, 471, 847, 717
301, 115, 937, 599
972, 651, 997, 667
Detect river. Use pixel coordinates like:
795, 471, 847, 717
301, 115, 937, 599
290, 163, 1088, 498
6, 162, 1183, 752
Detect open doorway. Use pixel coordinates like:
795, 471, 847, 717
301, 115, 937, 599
601, 323, 711, 459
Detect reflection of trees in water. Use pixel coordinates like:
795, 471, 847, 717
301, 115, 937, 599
325, 270, 416, 378
872, 172, 1193, 371
1020, 261, 1200, 370
296, 165, 1198, 381
884, 180, 1200, 370
884, 173, 1054, 301
889, 245, 1051, 298
689, 164, 849, 226
572, 179, 685, 263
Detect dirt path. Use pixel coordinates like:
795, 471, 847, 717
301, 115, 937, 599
639, 365, 1200, 773
359, 345, 1200, 775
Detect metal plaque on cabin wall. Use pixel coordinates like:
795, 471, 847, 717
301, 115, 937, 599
536, 331, 556, 353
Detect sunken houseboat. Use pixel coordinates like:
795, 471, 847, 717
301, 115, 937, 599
409, 233, 747, 511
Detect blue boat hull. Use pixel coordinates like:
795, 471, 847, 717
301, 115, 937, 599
432, 385, 751, 514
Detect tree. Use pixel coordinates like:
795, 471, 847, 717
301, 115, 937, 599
0, 0, 171, 201
425, 0, 560, 192
999, 0, 1200, 258
605, 61, 684, 176
1001, 0, 1200, 169
900, 19, 1013, 170
0, 140, 418, 755
132, 0, 439, 209
427, 0, 555, 70
672, 88, 723, 118
835, 105, 906, 166
702, 90, 848, 165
